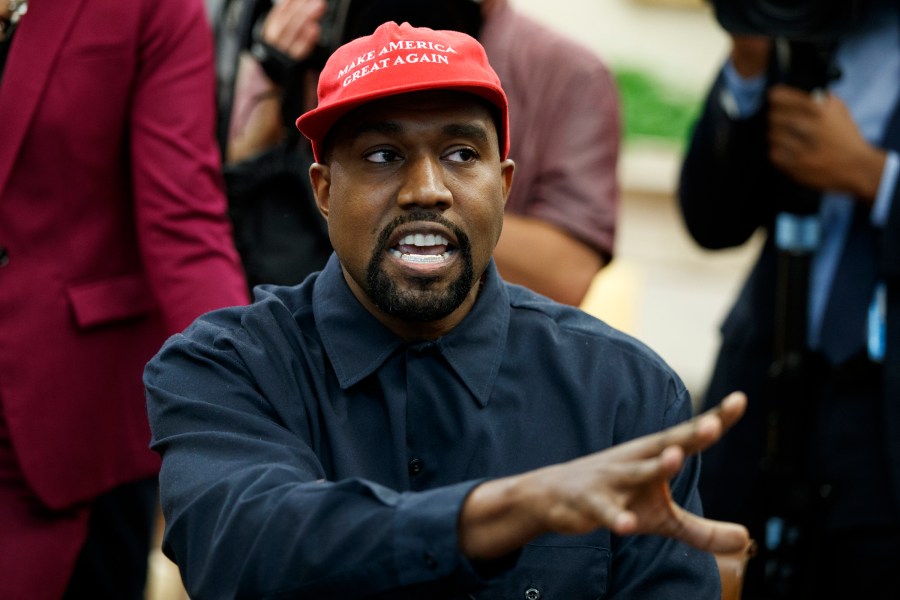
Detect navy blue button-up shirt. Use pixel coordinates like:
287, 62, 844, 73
145, 254, 720, 599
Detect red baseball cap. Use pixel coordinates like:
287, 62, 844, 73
295, 21, 510, 162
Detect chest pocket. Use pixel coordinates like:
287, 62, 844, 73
476, 536, 610, 600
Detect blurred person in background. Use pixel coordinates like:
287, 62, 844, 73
678, 0, 900, 597
0, 0, 250, 597
213, 0, 620, 305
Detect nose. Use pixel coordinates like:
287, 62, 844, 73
397, 155, 453, 210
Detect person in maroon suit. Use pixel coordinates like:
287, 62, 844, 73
0, 0, 250, 597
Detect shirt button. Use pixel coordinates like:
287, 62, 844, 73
524, 588, 541, 600
0, 247, 8, 267
408, 458, 424, 476
423, 551, 438, 570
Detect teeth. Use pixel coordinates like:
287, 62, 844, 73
389, 250, 451, 264
399, 234, 448, 247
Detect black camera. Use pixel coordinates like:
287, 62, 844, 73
711, 0, 868, 41
252, 0, 482, 86
311, 0, 483, 68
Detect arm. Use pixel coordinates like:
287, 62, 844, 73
132, 0, 249, 332
493, 214, 604, 307
226, 0, 326, 163
458, 392, 750, 560
678, 38, 779, 250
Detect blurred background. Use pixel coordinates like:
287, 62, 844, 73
516, 0, 764, 404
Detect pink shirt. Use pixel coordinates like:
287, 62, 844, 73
480, 0, 621, 260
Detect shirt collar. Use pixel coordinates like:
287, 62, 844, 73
313, 254, 509, 406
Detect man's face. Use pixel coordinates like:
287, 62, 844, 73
310, 90, 514, 331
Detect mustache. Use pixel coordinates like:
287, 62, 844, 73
374, 210, 470, 254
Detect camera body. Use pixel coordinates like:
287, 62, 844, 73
711, 0, 868, 41
252, 0, 482, 87
312, 0, 483, 68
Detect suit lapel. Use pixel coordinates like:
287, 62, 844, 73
0, 0, 88, 194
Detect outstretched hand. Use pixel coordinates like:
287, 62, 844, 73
459, 392, 750, 560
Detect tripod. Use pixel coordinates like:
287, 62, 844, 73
751, 38, 839, 599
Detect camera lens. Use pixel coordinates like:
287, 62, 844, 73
712, 0, 863, 41
749, 0, 835, 37
756, 0, 816, 19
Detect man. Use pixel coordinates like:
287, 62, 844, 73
146, 21, 748, 598
678, 0, 900, 596
216, 0, 618, 305
0, 0, 250, 597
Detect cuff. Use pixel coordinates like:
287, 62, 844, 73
719, 61, 767, 119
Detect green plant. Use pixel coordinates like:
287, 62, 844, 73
613, 67, 702, 150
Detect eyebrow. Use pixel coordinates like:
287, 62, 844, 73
442, 123, 490, 145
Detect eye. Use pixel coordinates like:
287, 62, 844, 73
444, 147, 478, 163
364, 148, 402, 164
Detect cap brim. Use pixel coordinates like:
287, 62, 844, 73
296, 81, 509, 162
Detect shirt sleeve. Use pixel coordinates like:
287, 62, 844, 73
144, 314, 495, 599
518, 53, 620, 261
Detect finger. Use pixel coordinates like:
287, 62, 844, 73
265, 0, 325, 53
286, 22, 322, 58
611, 509, 638, 536
666, 505, 751, 554
594, 392, 746, 465
581, 489, 643, 536
696, 391, 746, 431
653, 392, 746, 456
601, 414, 717, 463
769, 143, 801, 174
623, 443, 686, 482
768, 84, 815, 108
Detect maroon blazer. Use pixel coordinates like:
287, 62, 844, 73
0, 0, 249, 514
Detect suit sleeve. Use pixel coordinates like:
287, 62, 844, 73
678, 68, 779, 250
130, 0, 249, 334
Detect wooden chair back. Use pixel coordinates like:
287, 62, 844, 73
715, 540, 756, 600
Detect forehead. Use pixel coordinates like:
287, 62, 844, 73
328, 90, 499, 149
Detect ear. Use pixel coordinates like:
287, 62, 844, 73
500, 159, 515, 207
309, 163, 331, 219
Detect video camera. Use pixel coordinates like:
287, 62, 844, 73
710, 0, 870, 91
711, 0, 868, 42
250, 0, 483, 106
310, 0, 483, 69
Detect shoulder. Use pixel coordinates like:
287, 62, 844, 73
163, 281, 312, 356
501, 282, 692, 437
505, 283, 677, 377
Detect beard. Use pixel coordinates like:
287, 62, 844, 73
364, 211, 476, 322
